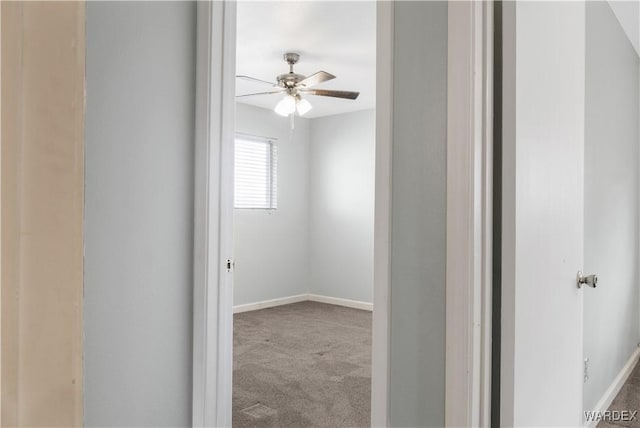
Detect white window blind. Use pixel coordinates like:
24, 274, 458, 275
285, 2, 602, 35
234, 136, 278, 209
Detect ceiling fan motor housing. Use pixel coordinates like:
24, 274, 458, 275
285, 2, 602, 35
277, 73, 305, 90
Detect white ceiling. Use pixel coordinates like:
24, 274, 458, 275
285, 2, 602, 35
235, 1, 376, 118
609, 0, 640, 56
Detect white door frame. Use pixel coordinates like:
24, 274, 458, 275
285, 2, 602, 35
371, 2, 393, 426
446, 1, 494, 427
192, 2, 236, 426
192, 1, 493, 427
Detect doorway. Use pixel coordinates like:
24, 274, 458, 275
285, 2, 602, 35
231, 2, 376, 426
192, 2, 492, 427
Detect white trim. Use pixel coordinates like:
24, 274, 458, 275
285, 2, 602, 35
192, 3, 215, 425
371, 2, 393, 427
232, 294, 373, 314
307, 294, 373, 312
585, 348, 640, 428
232, 295, 308, 314
192, 2, 236, 427
446, 1, 492, 427
215, 1, 237, 423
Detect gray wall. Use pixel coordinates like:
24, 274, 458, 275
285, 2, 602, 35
234, 103, 311, 306
584, 0, 640, 411
309, 110, 375, 303
84, 2, 195, 426
390, 2, 448, 426
234, 105, 375, 306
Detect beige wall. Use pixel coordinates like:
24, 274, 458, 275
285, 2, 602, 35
1, 2, 85, 426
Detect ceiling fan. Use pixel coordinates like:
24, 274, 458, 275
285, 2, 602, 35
236, 52, 360, 117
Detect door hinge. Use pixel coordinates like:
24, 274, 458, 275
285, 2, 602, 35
226, 258, 234, 272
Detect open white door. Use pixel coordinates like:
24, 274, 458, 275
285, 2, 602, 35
500, 1, 586, 425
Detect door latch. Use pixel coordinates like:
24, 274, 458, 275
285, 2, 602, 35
577, 271, 598, 288
226, 258, 234, 272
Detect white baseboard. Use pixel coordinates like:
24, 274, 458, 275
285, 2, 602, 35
586, 347, 640, 427
306, 294, 373, 311
233, 294, 308, 314
233, 293, 373, 313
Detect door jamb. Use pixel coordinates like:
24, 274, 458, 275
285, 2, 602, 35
371, 2, 393, 426
192, 2, 236, 427
446, 1, 494, 427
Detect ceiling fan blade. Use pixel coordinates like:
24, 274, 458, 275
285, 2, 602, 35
301, 89, 360, 100
297, 71, 336, 88
236, 89, 285, 98
236, 75, 277, 87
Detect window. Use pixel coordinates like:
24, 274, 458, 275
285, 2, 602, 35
234, 135, 278, 209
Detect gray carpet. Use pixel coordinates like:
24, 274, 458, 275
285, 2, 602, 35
598, 360, 640, 428
232, 301, 372, 428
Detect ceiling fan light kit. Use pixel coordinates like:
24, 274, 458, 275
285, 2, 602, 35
295, 96, 312, 116
274, 94, 297, 116
237, 52, 360, 119
274, 94, 313, 117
